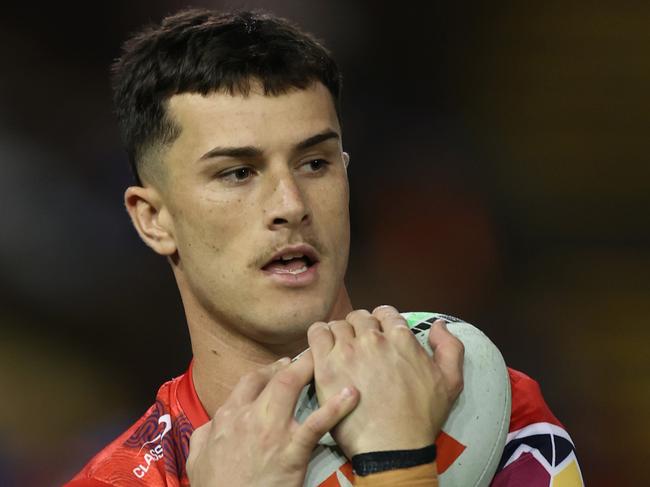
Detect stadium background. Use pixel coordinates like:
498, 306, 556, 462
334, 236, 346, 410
1, 1, 647, 485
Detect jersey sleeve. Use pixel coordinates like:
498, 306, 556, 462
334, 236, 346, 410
63, 377, 192, 487
354, 462, 438, 486
490, 369, 584, 486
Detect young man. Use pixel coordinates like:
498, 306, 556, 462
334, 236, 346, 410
66, 9, 583, 487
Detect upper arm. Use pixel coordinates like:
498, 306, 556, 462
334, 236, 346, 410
492, 368, 584, 486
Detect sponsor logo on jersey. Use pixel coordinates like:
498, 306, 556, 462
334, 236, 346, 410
132, 414, 172, 479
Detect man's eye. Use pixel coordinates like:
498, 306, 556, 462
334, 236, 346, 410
302, 159, 330, 173
219, 167, 254, 183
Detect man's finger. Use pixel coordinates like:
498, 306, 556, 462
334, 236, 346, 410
345, 309, 381, 336
257, 350, 315, 421
428, 319, 465, 401
291, 386, 359, 453
329, 319, 355, 342
307, 322, 334, 360
223, 357, 291, 410
372, 305, 408, 333
187, 420, 209, 460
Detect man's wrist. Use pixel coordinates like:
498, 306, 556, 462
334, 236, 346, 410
351, 444, 437, 477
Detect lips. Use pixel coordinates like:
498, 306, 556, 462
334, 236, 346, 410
261, 244, 319, 274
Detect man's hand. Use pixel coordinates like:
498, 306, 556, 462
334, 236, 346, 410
186, 352, 359, 487
308, 306, 464, 458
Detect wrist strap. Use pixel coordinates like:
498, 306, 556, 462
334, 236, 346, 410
351, 444, 437, 477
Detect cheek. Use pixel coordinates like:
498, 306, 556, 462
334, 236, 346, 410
331, 181, 351, 228
313, 181, 350, 247
175, 194, 250, 264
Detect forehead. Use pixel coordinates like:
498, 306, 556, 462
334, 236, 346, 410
165, 82, 340, 162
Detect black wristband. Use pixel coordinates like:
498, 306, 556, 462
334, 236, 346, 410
351, 444, 437, 477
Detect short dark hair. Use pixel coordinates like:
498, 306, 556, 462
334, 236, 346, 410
111, 8, 342, 185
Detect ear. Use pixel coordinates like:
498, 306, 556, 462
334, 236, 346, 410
124, 186, 177, 256
342, 151, 350, 170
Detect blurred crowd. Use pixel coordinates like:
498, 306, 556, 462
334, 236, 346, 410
1, 1, 648, 485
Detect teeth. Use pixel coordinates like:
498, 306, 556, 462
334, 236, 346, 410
281, 253, 304, 261
273, 265, 308, 275
289, 265, 308, 275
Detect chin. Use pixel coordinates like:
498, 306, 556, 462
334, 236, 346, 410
252, 301, 331, 342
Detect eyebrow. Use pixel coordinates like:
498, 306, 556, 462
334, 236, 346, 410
198, 129, 340, 161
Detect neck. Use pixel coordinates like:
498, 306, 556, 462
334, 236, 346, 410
185, 286, 353, 417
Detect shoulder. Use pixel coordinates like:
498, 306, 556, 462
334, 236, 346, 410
65, 375, 192, 487
506, 367, 563, 431
494, 367, 583, 485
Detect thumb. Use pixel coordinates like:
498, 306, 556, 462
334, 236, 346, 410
291, 386, 359, 454
428, 319, 465, 402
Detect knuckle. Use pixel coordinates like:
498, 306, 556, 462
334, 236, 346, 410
364, 315, 382, 328
240, 370, 264, 388
241, 408, 253, 423
316, 365, 335, 385
362, 328, 385, 344
257, 427, 275, 448
328, 319, 347, 329
345, 309, 370, 321
339, 341, 356, 359
273, 369, 300, 390
450, 376, 464, 398
304, 415, 325, 438
308, 321, 329, 334
276, 450, 301, 472
372, 304, 398, 317
243, 369, 262, 382
389, 313, 409, 326
392, 324, 414, 338
329, 320, 353, 336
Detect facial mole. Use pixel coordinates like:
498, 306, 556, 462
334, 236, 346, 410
210, 349, 220, 356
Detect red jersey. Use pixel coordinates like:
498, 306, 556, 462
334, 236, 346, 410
65, 363, 583, 487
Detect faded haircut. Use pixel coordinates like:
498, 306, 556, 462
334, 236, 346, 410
111, 8, 342, 185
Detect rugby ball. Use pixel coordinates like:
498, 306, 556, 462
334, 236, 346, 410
294, 312, 511, 487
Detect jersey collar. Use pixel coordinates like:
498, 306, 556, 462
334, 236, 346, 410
177, 359, 211, 428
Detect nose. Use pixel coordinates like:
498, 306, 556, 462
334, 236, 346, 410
265, 171, 311, 230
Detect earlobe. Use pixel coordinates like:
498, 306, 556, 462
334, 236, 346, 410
124, 186, 177, 256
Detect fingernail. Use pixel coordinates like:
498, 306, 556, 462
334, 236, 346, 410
341, 386, 355, 398
435, 319, 447, 330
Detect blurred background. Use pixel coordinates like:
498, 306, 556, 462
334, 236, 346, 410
1, 1, 648, 485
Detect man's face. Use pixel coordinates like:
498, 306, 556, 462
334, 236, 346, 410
160, 82, 350, 346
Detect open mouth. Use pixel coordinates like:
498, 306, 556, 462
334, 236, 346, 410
262, 253, 317, 275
